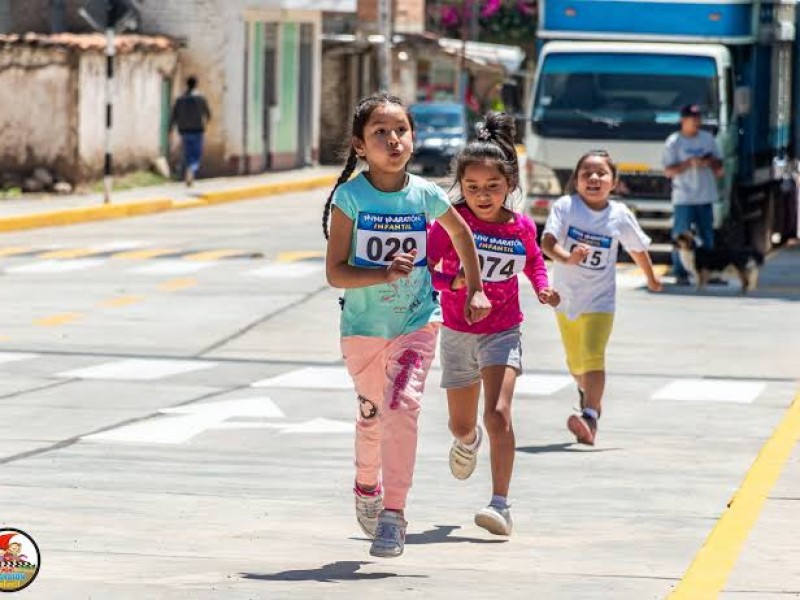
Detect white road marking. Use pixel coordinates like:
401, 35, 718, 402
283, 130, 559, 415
246, 262, 323, 279
160, 397, 284, 418
58, 358, 216, 381
83, 412, 226, 445
515, 374, 574, 396
651, 379, 767, 404
0, 352, 37, 365
6, 259, 106, 273
129, 261, 215, 275
91, 241, 147, 252
252, 366, 354, 390
83, 396, 284, 445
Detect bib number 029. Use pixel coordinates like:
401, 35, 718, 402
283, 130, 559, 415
366, 236, 418, 262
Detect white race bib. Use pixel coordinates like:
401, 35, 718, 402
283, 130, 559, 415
566, 226, 612, 270
354, 212, 427, 267
474, 232, 526, 282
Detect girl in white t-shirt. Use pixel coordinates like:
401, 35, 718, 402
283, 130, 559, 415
542, 150, 662, 445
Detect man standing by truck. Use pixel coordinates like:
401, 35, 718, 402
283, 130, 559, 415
663, 104, 724, 284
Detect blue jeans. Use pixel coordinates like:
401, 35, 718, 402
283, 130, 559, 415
181, 132, 204, 176
672, 203, 714, 277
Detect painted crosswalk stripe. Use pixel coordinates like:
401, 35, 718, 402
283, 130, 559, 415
0, 247, 34, 258
112, 248, 180, 260
251, 366, 353, 390
0, 352, 37, 365
651, 379, 767, 404
160, 397, 284, 418
247, 262, 323, 279
84, 412, 227, 445
7, 259, 106, 273
184, 249, 255, 261
515, 374, 574, 396
130, 261, 215, 275
57, 358, 217, 381
158, 278, 198, 291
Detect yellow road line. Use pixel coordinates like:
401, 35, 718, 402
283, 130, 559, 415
277, 250, 325, 263
34, 312, 81, 327
112, 248, 178, 260
39, 248, 97, 259
0, 247, 32, 257
183, 249, 247, 262
158, 278, 197, 292
668, 393, 800, 599
100, 295, 145, 308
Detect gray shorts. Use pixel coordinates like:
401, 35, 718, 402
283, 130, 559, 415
440, 325, 522, 389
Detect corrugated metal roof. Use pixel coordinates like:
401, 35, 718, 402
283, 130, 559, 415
0, 33, 178, 53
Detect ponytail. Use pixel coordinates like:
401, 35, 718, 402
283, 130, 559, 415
322, 148, 358, 239
455, 112, 519, 192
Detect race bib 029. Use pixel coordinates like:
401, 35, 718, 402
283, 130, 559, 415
354, 212, 427, 267
474, 233, 526, 282
566, 226, 612, 270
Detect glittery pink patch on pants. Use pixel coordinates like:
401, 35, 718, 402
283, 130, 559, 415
341, 323, 438, 510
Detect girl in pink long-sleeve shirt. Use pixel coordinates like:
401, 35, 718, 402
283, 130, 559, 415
427, 112, 560, 536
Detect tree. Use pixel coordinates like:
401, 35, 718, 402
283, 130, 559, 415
427, 0, 537, 48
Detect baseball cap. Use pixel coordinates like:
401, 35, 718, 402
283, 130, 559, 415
680, 104, 702, 117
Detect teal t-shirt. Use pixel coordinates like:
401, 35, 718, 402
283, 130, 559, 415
332, 172, 452, 339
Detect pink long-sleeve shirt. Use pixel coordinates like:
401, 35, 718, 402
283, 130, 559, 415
428, 203, 550, 334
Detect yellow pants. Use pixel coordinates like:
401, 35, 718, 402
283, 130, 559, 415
556, 313, 614, 375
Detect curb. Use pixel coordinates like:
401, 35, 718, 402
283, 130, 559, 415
0, 174, 339, 233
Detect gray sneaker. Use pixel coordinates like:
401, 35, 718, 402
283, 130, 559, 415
369, 510, 407, 558
354, 486, 383, 539
449, 426, 483, 480
475, 505, 513, 536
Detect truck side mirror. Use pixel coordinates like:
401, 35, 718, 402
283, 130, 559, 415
734, 86, 752, 116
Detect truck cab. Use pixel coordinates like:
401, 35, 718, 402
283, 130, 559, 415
526, 0, 798, 252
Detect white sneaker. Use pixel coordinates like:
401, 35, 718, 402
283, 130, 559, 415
449, 426, 482, 480
354, 485, 383, 538
475, 505, 513, 536
370, 510, 407, 558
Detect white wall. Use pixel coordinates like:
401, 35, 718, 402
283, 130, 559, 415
0, 46, 76, 175
77, 51, 178, 176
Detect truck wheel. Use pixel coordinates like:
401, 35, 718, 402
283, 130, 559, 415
748, 189, 775, 255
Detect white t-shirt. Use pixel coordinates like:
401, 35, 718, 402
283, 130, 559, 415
544, 194, 651, 319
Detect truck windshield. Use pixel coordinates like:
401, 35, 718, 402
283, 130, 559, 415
532, 53, 720, 140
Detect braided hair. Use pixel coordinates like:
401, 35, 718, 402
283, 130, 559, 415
322, 92, 415, 239
453, 112, 520, 202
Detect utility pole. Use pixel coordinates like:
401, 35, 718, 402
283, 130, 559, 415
103, 13, 115, 204
377, 0, 392, 91
80, 0, 140, 204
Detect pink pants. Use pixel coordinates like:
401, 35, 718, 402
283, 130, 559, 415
341, 323, 439, 510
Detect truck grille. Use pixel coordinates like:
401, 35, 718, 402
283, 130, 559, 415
554, 170, 670, 199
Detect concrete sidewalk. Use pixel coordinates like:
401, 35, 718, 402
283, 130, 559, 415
0, 165, 342, 232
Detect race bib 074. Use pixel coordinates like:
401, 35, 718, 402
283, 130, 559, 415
354, 212, 427, 267
566, 226, 612, 270
474, 232, 526, 282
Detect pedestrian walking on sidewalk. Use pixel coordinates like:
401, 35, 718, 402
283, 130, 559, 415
427, 112, 560, 537
322, 92, 491, 558
541, 150, 662, 445
170, 76, 211, 187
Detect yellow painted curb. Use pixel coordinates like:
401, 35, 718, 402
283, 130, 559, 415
0, 174, 339, 233
667, 392, 800, 599
200, 175, 339, 205
0, 199, 173, 233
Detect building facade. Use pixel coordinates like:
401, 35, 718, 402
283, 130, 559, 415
1, 0, 356, 176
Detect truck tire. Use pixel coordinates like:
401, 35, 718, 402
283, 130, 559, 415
748, 188, 775, 255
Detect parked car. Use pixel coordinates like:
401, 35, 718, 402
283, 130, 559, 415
409, 102, 469, 177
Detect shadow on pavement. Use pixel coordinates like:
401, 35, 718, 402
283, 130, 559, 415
516, 442, 622, 454
406, 524, 507, 546
241, 560, 427, 582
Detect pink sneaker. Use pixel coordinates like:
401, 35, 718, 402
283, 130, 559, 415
567, 414, 597, 445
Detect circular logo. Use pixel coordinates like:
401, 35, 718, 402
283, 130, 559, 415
0, 529, 40, 593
